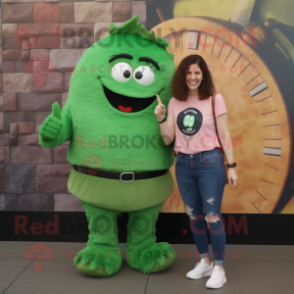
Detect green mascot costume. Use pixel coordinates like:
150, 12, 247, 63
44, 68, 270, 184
39, 16, 176, 277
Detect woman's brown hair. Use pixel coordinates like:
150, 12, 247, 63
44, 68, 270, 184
171, 55, 215, 101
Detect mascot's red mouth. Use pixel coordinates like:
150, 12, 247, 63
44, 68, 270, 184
118, 106, 133, 112
103, 85, 156, 113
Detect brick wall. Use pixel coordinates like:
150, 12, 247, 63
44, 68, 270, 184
0, 0, 146, 212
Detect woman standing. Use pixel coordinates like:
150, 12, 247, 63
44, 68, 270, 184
154, 55, 238, 289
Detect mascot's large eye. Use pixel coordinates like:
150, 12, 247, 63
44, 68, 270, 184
133, 66, 155, 86
111, 62, 132, 82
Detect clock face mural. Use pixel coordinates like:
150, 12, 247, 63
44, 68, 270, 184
147, 2, 294, 214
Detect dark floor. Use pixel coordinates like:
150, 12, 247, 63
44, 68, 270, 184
1, 242, 294, 294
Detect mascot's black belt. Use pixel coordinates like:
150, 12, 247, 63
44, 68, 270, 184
73, 165, 168, 183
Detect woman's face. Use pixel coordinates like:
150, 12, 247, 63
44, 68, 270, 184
186, 63, 203, 93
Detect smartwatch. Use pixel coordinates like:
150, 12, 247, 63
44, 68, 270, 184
158, 117, 166, 124
227, 162, 237, 168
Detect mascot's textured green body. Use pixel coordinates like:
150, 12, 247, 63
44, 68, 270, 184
39, 16, 176, 277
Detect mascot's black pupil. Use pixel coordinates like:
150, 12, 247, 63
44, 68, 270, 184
123, 70, 131, 78
135, 72, 143, 79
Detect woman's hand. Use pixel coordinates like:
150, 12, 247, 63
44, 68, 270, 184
154, 94, 166, 121
228, 168, 238, 187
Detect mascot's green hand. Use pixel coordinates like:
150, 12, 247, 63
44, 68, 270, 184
39, 102, 63, 141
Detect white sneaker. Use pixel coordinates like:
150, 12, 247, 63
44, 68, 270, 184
206, 266, 227, 288
186, 259, 213, 279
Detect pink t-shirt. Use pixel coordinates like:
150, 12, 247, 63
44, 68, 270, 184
168, 94, 227, 154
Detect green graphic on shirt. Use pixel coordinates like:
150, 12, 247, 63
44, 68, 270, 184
183, 115, 195, 128
177, 108, 202, 136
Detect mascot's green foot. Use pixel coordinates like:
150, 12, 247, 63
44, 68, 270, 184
74, 247, 122, 277
127, 242, 176, 274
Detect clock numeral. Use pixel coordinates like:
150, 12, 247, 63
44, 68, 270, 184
250, 81, 268, 97
246, 74, 260, 85
224, 47, 234, 63
256, 96, 272, 103
261, 110, 277, 116
265, 163, 279, 171
211, 37, 217, 55
256, 191, 268, 201
251, 202, 261, 213
238, 63, 251, 76
217, 42, 226, 58
232, 54, 242, 68
261, 178, 275, 185
264, 147, 282, 157
187, 31, 199, 50
263, 124, 280, 128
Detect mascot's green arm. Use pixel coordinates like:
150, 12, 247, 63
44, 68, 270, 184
39, 103, 73, 149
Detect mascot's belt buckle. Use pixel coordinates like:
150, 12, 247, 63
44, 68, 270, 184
119, 172, 135, 182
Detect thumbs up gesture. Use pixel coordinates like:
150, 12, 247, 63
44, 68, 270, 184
154, 94, 166, 121
39, 102, 63, 141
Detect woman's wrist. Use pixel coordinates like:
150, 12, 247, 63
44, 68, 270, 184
227, 162, 237, 168
157, 116, 166, 123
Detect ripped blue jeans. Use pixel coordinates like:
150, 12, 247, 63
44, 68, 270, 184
175, 148, 226, 265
